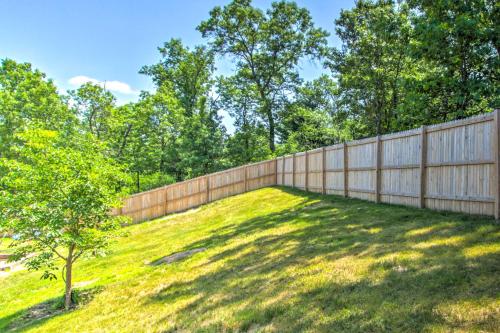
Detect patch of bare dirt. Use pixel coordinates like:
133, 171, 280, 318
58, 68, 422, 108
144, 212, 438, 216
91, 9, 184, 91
149, 248, 206, 266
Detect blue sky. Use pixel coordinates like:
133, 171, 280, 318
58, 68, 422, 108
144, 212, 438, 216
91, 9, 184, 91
0, 0, 355, 131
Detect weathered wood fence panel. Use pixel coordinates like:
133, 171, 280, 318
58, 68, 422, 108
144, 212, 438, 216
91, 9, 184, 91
283, 155, 294, 186
246, 160, 277, 191
347, 138, 377, 202
118, 112, 499, 223
307, 148, 323, 193
380, 129, 421, 208
424, 115, 495, 215
294, 152, 306, 190
325, 144, 345, 196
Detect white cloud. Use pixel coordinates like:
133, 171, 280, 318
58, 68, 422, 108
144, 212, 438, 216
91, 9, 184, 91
68, 75, 138, 95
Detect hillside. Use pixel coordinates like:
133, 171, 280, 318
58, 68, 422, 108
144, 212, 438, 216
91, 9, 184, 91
1, 187, 499, 332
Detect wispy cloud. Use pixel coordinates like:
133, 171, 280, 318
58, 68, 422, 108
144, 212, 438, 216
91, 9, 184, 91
68, 75, 138, 95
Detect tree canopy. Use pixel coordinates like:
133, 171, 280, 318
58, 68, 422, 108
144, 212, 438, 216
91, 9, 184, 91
198, 0, 330, 152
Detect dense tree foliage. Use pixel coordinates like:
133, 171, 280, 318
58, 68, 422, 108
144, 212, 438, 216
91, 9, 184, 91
198, 0, 330, 152
332, 0, 413, 137
141, 40, 227, 180
408, 0, 498, 121
0, 59, 74, 157
332, 0, 498, 138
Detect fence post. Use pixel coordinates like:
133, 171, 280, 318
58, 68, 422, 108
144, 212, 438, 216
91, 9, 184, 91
292, 153, 296, 188
305, 151, 309, 192
244, 166, 248, 192
343, 143, 349, 198
322, 147, 326, 195
274, 158, 278, 185
375, 135, 382, 203
206, 176, 210, 203
164, 187, 168, 215
419, 125, 427, 209
281, 156, 285, 186
494, 110, 500, 220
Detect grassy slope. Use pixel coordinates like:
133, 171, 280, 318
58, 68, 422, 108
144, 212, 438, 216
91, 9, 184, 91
0, 237, 13, 254
1, 187, 499, 333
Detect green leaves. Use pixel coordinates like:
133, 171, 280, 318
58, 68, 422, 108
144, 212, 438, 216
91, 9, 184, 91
0, 128, 130, 280
140, 39, 215, 117
68, 82, 116, 140
410, 0, 498, 119
198, 0, 330, 152
0, 59, 74, 158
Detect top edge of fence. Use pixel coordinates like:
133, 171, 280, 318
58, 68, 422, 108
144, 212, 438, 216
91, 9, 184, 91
245, 159, 275, 167
426, 112, 494, 132
380, 128, 421, 141
125, 184, 170, 199
125, 175, 208, 199
208, 165, 244, 177
307, 147, 324, 154
325, 143, 344, 151
347, 136, 377, 147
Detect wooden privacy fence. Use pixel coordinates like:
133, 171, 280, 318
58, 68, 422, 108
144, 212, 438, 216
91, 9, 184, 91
117, 111, 500, 223
117, 160, 277, 223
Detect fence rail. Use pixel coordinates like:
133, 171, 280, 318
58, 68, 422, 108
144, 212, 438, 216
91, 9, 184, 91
117, 111, 500, 223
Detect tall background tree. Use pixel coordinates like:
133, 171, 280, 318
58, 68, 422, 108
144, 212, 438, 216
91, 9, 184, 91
279, 75, 340, 152
408, 0, 499, 121
217, 75, 271, 165
331, 0, 414, 137
198, 0, 330, 152
0, 59, 74, 157
141, 39, 227, 179
69, 82, 116, 140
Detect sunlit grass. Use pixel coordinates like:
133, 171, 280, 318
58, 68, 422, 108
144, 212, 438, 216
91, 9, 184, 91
0, 187, 499, 332
0, 237, 13, 254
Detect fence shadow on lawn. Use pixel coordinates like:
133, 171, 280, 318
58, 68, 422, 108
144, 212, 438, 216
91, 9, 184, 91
148, 187, 500, 332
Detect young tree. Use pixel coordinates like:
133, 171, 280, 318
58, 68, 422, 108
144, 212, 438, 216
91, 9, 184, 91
0, 129, 129, 310
198, 0, 329, 152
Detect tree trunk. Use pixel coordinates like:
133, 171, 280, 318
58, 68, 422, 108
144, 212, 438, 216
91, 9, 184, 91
267, 110, 275, 152
64, 245, 74, 310
159, 136, 165, 173
136, 172, 140, 192
117, 124, 132, 158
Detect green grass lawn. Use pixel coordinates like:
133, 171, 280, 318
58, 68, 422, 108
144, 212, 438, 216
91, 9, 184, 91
0, 237, 13, 254
1, 187, 499, 332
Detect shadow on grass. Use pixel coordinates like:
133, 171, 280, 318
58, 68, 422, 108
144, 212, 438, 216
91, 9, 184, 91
148, 187, 500, 332
1, 286, 104, 332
